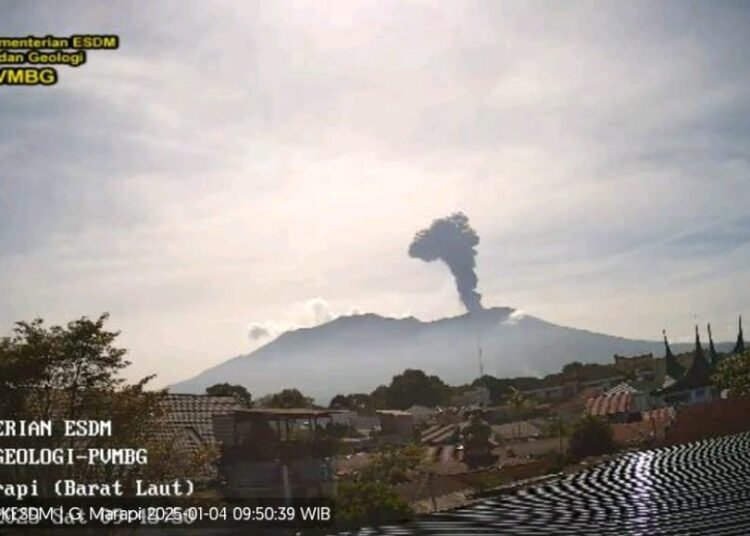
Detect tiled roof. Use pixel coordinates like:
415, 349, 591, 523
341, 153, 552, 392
158, 393, 244, 450
585, 391, 633, 416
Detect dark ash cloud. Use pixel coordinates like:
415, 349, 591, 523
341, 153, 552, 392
409, 212, 483, 313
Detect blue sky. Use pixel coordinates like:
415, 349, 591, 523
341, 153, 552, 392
1, 1, 749, 386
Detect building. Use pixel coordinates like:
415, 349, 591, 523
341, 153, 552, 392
613, 352, 656, 382
585, 383, 650, 422
654, 327, 717, 407
450, 387, 491, 407
491, 420, 542, 441
377, 410, 415, 439
407, 405, 437, 424
156, 393, 246, 481
212, 408, 336, 498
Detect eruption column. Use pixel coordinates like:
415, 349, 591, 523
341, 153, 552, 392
409, 212, 483, 312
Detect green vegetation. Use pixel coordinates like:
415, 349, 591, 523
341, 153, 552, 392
335, 480, 413, 529
256, 387, 314, 408
0, 315, 214, 491
712, 350, 750, 396
462, 417, 496, 467
205, 382, 253, 406
373, 369, 451, 409
569, 415, 614, 460
473, 471, 509, 492
335, 445, 421, 529
329, 392, 382, 412
359, 444, 426, 484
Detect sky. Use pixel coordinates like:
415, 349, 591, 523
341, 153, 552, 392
1, 0, 749, 387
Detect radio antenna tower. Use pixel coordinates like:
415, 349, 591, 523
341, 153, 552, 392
477, 332, 485, 378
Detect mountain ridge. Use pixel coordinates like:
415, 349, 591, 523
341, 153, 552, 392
170, 307, 716, 403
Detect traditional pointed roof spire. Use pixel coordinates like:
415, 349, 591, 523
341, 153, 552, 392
707, 323, 720, 368
663, 329, 684, 381
735, 315, 745, 355
659, 325, 713, 395
694, 325, 705, 360
663, 329, 673, 358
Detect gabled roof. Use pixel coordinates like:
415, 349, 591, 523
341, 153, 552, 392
586, 391, 634, 416
734, 315, 745, 355
158, 393, 245, 450
658, 326, 713, 395
662, 329, 686, 384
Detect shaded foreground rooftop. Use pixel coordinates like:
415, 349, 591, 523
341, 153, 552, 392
333, 431, 750, 535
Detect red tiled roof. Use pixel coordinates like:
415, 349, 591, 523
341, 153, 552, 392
585, 391, 633, 416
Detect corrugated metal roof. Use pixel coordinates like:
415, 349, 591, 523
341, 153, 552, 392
421, 424, 459, 445
334, 432, 750, 535
492, 421, 542, 440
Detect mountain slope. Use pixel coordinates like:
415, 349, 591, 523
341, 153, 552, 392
170, 307, 699, 404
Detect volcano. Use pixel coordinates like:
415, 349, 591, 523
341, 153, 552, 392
169, 307, 701, 404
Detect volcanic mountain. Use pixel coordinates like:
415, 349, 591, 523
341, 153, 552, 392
169, 307, 701, 404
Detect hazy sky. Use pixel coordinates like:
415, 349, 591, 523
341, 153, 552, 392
2, 1, 749, 387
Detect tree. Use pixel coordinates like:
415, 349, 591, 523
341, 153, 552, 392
256, 388, 314, 408
569, 415, 614, 460
562, 361, 584, 375
462, 417, 496, 467
378, 369, 450, 409
335, 480, 412, 529
712, 350, 750, 396
329, 393, 380, 412
206, 383, 252, 407
0, 315, 216, 494
359, 444, 426, 484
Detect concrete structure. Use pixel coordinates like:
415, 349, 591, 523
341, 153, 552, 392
212, 408, 336, 497
407, 405, 437, 424
377, 410, 415, 439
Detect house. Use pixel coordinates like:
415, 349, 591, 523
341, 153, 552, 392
521, 383, 569, 402
377, 410, 415, 439
212, 408, 337, 498
585, 383, 649, 422
579, 375, 627, 392
553, 387, 603, 421
322, 409, 380, 433
491, 420, 542, 441
613, 353, 656, 382
156, 393, 246, 481
450, 387, 491, 407
654, 327, 718, 407
407, 405, 437, 424
520, 361, 626, 404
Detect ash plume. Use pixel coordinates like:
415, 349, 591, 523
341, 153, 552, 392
409, 212, 483, 312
